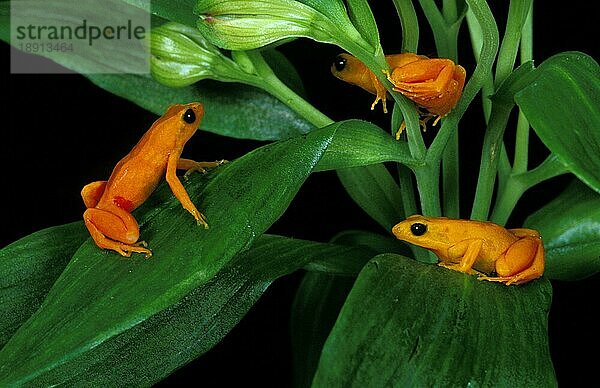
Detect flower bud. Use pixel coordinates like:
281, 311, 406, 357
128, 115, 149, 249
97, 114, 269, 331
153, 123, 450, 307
194, 0, 363, 51
150, 22, 240, 87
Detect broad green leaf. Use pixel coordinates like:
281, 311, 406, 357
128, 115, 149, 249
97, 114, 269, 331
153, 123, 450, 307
515, 52, 600, 193
86, 73, 313, 140
0, 119, 418, 384
525, 180, 600, 280
313, 120, 416, 171
313, 254, 556, 386
0, 222, 87, 347
337, 164, 405, 232
291, 272, 355, 388
0, 124, 336, 385
0, 234, 373, 385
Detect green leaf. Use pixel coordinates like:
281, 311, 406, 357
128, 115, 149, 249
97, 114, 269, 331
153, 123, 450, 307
123, 0, 197, 28
525, 180, 600, 281
291, 272, 355, 388
313, 254, 556, 386
337, 164, 405, 232
2, 231, 374, 385
86, 73, 313, 140
0, 124, 336, 385
345, 0, 380, 50
313, 120, 416, 171
515, 52, 600, 193
0, 222, 88, 347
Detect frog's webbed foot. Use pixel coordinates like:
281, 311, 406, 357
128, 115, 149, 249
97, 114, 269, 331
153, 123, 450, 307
100, 241, 153, 259
394, 111, 432, 140
370, 94, 388, 113
369, 71, 388, 113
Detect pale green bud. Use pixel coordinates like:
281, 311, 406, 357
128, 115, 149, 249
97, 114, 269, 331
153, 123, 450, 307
150, 22, 242, 87
194, 0, 365, 52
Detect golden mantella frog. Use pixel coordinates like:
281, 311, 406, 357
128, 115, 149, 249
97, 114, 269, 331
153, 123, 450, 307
331, 53, 466, 135
81, 102, 225, 258
392, 215, 545, 285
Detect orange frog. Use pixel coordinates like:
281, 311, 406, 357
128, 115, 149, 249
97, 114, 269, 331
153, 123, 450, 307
331, 53, 466, 137
81, 102, 225, 258
392, 215, 545, 285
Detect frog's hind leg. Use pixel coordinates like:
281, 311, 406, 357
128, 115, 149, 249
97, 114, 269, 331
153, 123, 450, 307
479, 235, 544, 285
83, 206, 152, 258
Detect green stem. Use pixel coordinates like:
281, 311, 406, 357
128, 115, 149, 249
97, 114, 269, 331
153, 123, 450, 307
490, 154, 569, 225
392, 104, 419, 215
243, 51, 333, 128
427, 0, 499, 164
513, 110, 530, 173
497, 143, 512, 192
512, 5, 533, 174
470, 103, 513, 220
418, 0, 449, 56
465, 6, 493, 122
494, 0, 533, 88
392, 0, 419, 52
418, 0, 462, 217
442, 131, 460, 217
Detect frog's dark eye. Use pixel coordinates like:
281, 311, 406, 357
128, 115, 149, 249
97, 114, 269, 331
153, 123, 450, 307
410, 223, 427, 236
183, 108, 196, 124
333, 55, 347, 72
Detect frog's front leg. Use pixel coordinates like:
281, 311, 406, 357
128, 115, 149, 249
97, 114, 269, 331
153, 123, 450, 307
83, 205, 152, 258
479, 230, 544, 285
440, 238, 484, 274
367, 71, 388, 113
167, 153, 209, 228
179, 158, 227, 179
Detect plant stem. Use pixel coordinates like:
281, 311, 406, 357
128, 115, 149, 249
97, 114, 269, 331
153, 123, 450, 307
513, 111, 530, 173
494, 0, 533, 88
427, 0, 499, 165
442, 131, 460, 217
470, 103, 513, 220
512, 6, 533, 174
418, 0, 462, 217
491, 154, 569, 225
243, 51, 333, 128
392, 0, 419, 53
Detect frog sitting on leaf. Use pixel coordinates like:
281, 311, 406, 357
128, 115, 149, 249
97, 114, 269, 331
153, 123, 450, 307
81, 102, 225, 258
393, 215, 545, 286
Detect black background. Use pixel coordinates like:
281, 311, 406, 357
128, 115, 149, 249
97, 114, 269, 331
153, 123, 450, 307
1, 1, 598, 386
